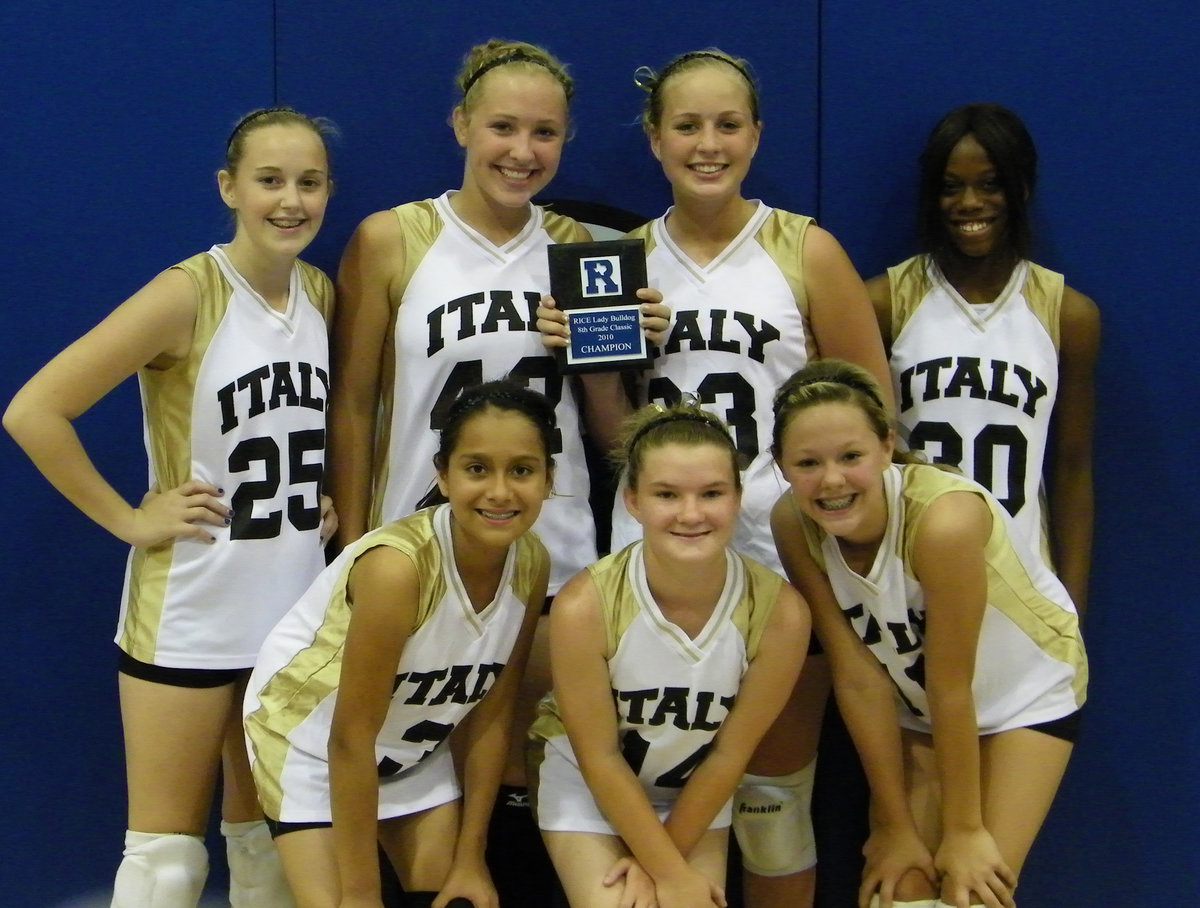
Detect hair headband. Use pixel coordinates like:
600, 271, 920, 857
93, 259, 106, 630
635, 51, 754, 92
225, 107, 296, 157
776, 374, 886, 412
628, 408, 729, 456
444, 383, 556, 432
462, 50, 572, 100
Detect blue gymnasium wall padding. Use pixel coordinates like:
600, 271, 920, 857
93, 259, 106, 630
3, 0, 1198, 903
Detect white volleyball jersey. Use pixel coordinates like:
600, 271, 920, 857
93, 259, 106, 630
116, 245, 332, 669
245, 504, 547, 822
530, 542, 781, 827
888, 256, 1062, 560
611, 204, 815, 572
372, 193, 595, 594
799, 464, 1086, 735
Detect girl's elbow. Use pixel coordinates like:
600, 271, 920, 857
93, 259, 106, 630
3, 396, 40, 447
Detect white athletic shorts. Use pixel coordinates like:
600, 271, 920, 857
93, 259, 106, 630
533, 740, 732, 834
267, 741, 461, 824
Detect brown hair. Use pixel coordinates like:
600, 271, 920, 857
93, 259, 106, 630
615, 403, 742, 491
772, 360, 909, 462
224, 107, 337, 174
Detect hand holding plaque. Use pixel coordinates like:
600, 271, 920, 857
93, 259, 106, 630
547, 239, 652, 374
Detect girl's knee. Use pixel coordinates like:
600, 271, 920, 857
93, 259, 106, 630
894, 866, 939, 901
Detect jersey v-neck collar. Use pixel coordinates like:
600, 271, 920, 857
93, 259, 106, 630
652, 201, 771, 283
626, 542, 743, 663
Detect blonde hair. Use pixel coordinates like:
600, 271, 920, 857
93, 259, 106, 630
634, 48, 759, 133
455, 39, 574, 114
224, 107, 337, 174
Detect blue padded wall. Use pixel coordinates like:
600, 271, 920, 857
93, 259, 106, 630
3, 0, 1197, 903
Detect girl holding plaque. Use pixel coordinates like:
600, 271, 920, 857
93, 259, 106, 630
539, 48, 891, 907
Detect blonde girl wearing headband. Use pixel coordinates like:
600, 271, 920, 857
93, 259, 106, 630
538, 48, 892, 907
5, 107, 337, 906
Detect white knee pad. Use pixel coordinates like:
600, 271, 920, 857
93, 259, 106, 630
868, 898, 939, 908
221, 819, 296, 907
732, 759, 817, 877
111, 830, 209, 908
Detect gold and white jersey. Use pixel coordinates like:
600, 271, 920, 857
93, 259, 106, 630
372, 192, 595, 594
245, 504, 546, 823
116, 245, 332, 669
611, 203, 814, 572
800, 463, 1086, 735
531, 542, 781, 831
888, 255, 1062, 562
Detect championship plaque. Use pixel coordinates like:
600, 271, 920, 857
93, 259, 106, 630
548, 238, 652, 374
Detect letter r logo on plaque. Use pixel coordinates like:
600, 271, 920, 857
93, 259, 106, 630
548, 238, 652, 374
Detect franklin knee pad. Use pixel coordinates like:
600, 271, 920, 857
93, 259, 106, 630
221, 819, 295, 907
111, 830, 208, 908
733, 760, 817, 877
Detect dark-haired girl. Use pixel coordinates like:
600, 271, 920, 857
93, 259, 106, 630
4, 107, 336, 906
531, 404, 809, 908
770, 360, 1086, 908
245, 381, 556, 908
866, 103, 1099, 613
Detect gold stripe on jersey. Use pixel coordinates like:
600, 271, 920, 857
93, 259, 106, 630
756, 208, 811, 328
1020, 262, 1064, 349
247, 517, 448, 816
369, 200, 583, 530
249, 507, 547, 816
898, 466, 1087, 705
898, 467, 1086, 704
371, 201, 441, 529
889, 255, 1063, 351
119, 252, 332, 661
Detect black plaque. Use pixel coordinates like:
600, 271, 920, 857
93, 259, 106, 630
548, 238, 652, 374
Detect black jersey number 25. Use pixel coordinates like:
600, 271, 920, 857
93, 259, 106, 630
228, 429, 325, 540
